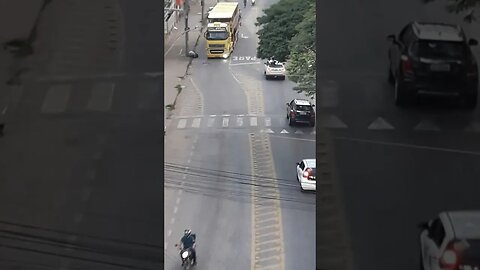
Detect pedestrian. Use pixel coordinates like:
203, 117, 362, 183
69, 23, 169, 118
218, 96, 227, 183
243, 0, 246, 8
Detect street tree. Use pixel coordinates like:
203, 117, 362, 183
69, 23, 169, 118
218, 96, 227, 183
255, 0, 311, 61
286, 2, 315, 97
422, 0, 479, 22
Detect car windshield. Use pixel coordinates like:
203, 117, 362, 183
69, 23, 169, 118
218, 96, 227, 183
268, 63, 283, 68
309, 168, 316, 176
414, 40, 466, 59
206, 31, 228, 40
296, 105, 311, 111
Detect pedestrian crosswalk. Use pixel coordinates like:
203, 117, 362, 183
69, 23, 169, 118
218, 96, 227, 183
168, 115, 316, 135
167, 114, 480, 135
11, 80, 162, 115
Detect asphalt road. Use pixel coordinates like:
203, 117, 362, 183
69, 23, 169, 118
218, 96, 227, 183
317, 0, 480, 269
163, 0, 315, 269
0, 1, 163, 269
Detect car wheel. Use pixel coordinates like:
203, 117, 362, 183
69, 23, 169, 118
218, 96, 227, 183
388, 66, 394, 84
394, 78, 409, 106
464, 92, 478, 110
288, 117, 294, 126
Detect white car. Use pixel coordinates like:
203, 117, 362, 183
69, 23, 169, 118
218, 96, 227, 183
264, 60, 286, 80
296, 159, 316, 191
419, 211, 480, 270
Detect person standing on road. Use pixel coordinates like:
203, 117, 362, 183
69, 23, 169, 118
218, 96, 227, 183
244, 0, 246, 8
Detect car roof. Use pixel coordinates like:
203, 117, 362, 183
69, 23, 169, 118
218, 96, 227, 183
412, 21, 464, 42
303, 159, 316, 168
293, 99, 311, 106
444, 211, 480, 239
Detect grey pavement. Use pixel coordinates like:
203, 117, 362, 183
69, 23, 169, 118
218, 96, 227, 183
317, 0, 480, 269
0, 0, 163, 269
164, 0, 215, 123
164, 0, 315, 269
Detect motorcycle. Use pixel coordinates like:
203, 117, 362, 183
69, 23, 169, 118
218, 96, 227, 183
176, 244, 195, 269
251, 0, 255, 6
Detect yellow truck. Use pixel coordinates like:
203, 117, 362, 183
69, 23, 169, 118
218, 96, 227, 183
204, 2, 240, 59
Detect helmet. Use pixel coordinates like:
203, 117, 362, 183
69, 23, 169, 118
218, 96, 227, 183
184, 229, 192, 236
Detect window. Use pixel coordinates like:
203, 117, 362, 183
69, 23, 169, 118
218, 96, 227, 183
206, 31, 228, 40
415, 40, 466, 59
295, 105, 312, 111
299, 162, 305, 170
429, 218, 446, 247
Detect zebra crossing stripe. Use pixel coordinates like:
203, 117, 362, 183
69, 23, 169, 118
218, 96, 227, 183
265, 117, 271, 127
42, 85, 72, 113
222, 117, 229, 127
250, 117, 257, 126
87, 82, 115, 112
208, 117, 215, 127
177, 119, 187, 129
236, 117, 244, 127
192, 118, 201, 128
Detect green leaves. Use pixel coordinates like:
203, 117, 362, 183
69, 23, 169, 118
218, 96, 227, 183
422, 0, 480, 22
256, 0, 315, 96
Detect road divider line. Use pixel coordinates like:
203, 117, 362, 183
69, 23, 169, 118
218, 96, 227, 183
249, 133, 285, 270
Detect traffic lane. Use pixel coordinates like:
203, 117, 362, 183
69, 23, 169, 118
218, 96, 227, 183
69, 115, 162, 269
164, 129, 251, 270
120, 0, 163, 72
189, 60, 248, 115
333, 138, 480, 270
269, 135, 315, 270
0, 115, 108, 266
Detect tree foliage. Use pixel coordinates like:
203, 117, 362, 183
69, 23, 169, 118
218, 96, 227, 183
255, 0, 315, 96
422, 0, 479, 22
255, 0, 312, 61
286, 2, 316, 97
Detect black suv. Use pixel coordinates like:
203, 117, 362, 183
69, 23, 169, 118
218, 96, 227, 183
387, 21, 479, 109
286, 99, 315, 126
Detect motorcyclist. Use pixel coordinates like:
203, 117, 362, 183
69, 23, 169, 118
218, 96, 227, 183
177, 229, 197, 265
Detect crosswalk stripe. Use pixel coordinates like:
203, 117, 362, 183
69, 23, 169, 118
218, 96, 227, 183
192, 118, 201, 128
236, 117, 244, 127
137, 82, 158, 109
250, 117, 257, 126
41, 85, 71, 113
208, 117, 215, 127
222, 117, 229, 127
87, 82, 115, 111
264, 117, 271, 127
177, 119, 187, 129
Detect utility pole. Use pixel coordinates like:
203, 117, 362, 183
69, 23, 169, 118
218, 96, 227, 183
201, 0, 205, 24
184, 0, 190, 57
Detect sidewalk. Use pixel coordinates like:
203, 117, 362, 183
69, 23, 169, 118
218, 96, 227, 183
164, 0, 215, 122
0, 0, 44, 119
